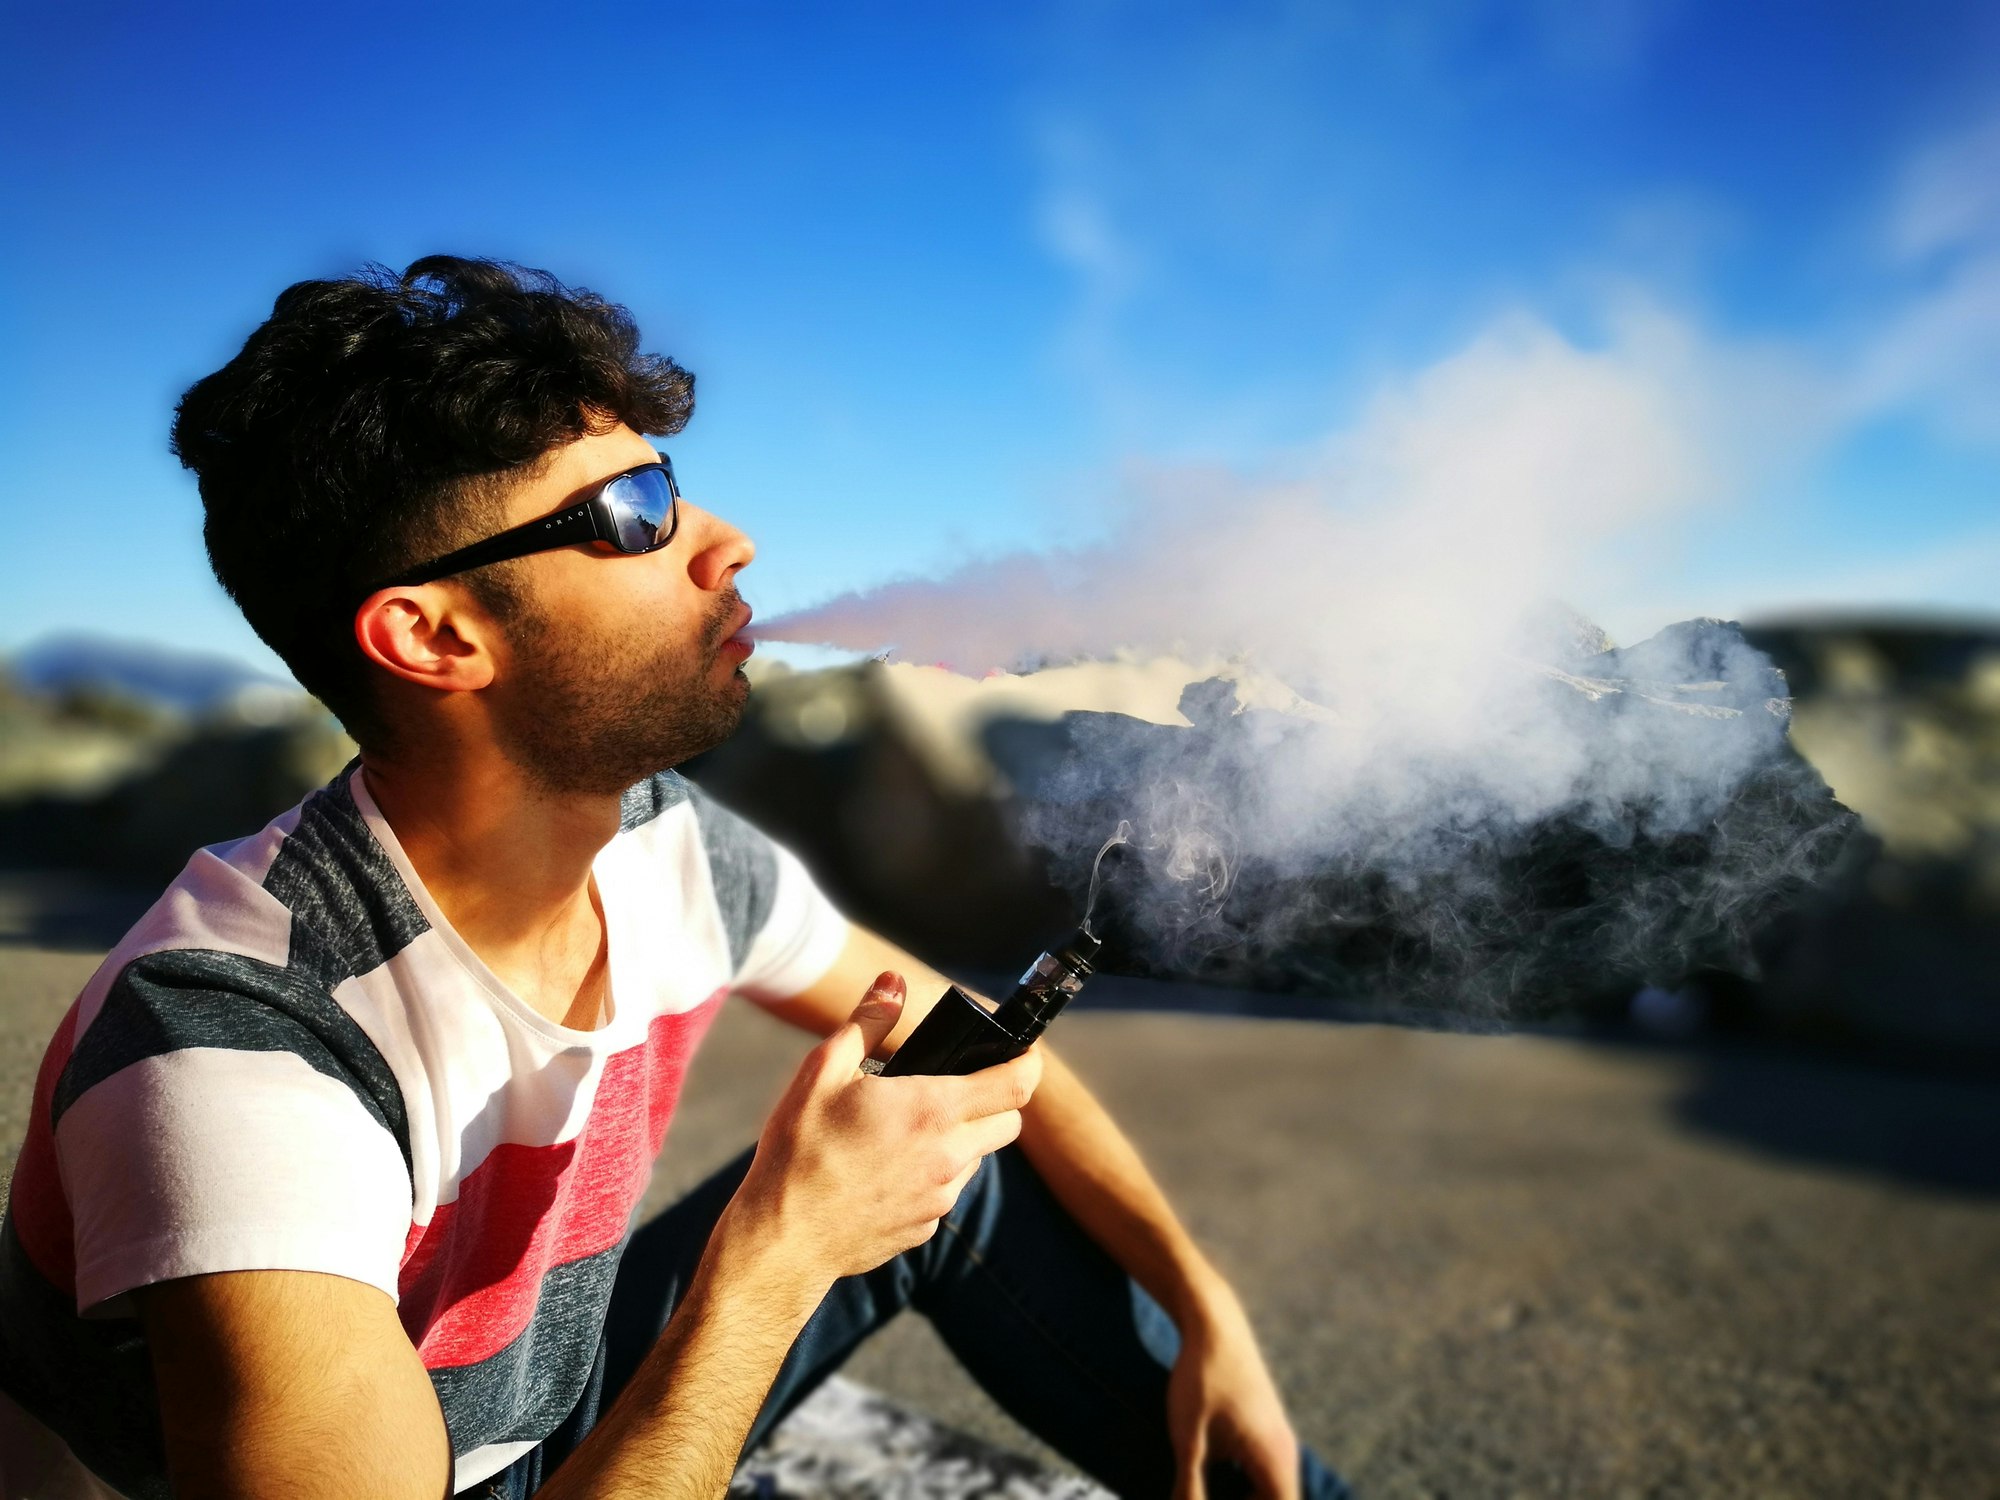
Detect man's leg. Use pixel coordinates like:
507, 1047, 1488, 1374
866, 1146, 1347, 1499
531, 1146, 1346, 1497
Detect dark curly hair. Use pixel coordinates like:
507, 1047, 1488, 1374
171, 255, 695, 746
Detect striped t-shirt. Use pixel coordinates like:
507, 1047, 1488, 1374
0, 764, 847, 1498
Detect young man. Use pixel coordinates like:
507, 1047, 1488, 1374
0, 258, 1345, 1499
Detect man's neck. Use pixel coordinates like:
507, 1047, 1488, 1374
360, 750, 624, 1027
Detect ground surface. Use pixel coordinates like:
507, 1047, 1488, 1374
4, 937, 1997, 1498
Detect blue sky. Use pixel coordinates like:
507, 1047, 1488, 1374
2, 0, 1995, 674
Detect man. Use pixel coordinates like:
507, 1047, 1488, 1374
0, 258, 1344, 1499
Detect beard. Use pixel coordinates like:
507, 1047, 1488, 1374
489, 585, 750, 798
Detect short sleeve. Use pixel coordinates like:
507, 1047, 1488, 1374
687, 787, 850, 1001
52, 954, 413, 1315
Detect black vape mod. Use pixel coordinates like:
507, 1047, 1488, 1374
879, 928, 1102, 1077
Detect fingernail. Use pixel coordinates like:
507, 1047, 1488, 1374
871, 970, 906, 996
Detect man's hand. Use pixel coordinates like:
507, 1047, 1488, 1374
532, 971, 1043, 1499
724, 970, 1042, 1289
1167, 1275, 1302, 1500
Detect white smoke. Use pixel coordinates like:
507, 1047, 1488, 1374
754, 300, 1810, 812
748, 304, 1852, 1017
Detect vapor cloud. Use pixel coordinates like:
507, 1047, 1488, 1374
754, 300, 1811, 689
751, 303, 1848, 1015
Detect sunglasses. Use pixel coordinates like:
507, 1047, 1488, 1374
370, 453, 681, 591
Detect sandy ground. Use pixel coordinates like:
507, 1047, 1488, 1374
4, 939, 1998, 1498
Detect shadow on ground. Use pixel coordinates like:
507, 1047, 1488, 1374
1063, 972, 2000, 1201
1667, 1041, 2000, 1199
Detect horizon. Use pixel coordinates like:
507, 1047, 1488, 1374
9, 607, 1996, 703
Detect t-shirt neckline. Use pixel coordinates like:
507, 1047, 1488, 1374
346, 766, 637, 1050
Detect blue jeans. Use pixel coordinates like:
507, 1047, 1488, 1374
484, 1146, 1348, 1498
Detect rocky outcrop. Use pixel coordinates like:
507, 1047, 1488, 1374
694, 617, 1996, 1054
998, 620, 1857, 1026
0, 670, 355, 884
1737, 618, 2000, 1055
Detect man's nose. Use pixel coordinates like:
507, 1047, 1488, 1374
678, 501, 755, 590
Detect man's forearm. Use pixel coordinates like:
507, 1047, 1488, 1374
532, 1200, 825, 1499
1014, 1044, 1225, 1324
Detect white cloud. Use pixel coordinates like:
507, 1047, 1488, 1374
1852, 250, 2000, 441
1890, 110, 2000, 263
1844, 113, 2000, 442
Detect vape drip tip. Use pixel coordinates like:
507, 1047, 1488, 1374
994, 927, 1102, 1043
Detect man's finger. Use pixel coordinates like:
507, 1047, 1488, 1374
959, 1108, 1024, 1161
1173, 1428, 1209, 1500
1241, 1429, 1300, 1500
939, 1153, 983, 1209
947, 1047, 1042, 1120
820, 971, 906, 1075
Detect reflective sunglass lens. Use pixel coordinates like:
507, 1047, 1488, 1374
606, 468, 676, 551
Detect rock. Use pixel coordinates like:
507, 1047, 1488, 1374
9, 632, 296, 716
1001, 620, 1857, 1026
0, 688, 356, 884
1738, 618, 2000, 1059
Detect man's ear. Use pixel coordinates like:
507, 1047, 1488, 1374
353, 586, 497, 694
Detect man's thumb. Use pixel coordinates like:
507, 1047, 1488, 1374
841, 970, 906, 1066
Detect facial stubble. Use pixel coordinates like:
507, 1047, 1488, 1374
492, 586, 750, 797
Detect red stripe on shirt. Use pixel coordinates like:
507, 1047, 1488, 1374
397, 990, 726, 1368
9, 1000, 82, 1296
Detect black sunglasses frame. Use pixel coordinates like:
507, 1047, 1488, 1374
369, 454, 681, 592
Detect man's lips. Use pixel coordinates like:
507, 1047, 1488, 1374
719, 602, 755, 659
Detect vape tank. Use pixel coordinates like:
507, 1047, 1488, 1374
879, 928, 1103, 1077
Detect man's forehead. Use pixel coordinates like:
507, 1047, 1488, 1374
500, 424, 657, 520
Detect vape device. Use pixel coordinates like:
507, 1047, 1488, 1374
879, 928, 1102, 1077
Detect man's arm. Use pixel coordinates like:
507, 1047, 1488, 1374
756, 925, 1303, 1500
138, 1239, 816, 1500
139, 976, 1039, 1500
139, 1270, 453, 1500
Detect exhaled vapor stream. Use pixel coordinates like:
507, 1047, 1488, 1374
751, 315, 1857, 1021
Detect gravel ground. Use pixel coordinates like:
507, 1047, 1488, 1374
4, 936, 1997, 1498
